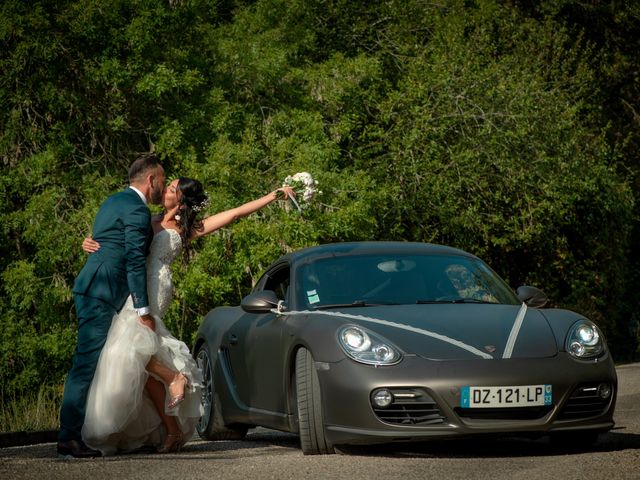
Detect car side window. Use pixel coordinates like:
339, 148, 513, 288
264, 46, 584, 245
263, 267, 290, 302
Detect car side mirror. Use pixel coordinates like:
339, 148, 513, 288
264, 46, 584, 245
241, 290, 282, 313
516, 285, 548, 308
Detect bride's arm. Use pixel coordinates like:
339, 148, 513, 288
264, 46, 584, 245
82, 237, 100, 253
190, 186, 295, 240
82, 214, 162, 253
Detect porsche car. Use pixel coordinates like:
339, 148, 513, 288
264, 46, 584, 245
193, 242, 617, 454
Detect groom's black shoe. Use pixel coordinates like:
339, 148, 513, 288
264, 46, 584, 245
57, 439, 101, 458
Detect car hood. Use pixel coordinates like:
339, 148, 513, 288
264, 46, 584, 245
313, 303, 558, 360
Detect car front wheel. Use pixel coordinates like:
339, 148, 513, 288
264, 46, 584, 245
195, 344, 248, 441
295, 347, 334, 454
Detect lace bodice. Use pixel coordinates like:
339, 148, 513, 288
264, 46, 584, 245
147, 228, 183, 318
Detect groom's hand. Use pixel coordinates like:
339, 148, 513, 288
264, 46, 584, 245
139, 314, 156, 331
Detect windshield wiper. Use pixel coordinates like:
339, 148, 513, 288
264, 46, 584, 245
416, 298, 496, 304
314, 300, 397, 310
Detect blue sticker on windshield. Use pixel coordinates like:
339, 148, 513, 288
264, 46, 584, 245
307, 289, 320, 304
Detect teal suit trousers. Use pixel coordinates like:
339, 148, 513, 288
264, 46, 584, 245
58, 295, 115, 441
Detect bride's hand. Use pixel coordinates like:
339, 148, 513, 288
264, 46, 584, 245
82, 237, 101, 253
276, 186, 296, 200
138, 314, 156, 332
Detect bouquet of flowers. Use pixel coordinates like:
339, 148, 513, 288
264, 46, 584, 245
281, 172, 319, 212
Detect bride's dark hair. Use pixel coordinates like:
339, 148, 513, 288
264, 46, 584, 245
175, 177, 208, 251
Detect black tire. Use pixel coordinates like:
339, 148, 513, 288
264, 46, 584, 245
195, 344, 248, 441
295, 347, 334, 454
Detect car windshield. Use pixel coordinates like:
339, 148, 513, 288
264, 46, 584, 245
296, 253, 520, 309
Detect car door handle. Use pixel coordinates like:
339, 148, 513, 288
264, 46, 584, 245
228, 334, 238, 345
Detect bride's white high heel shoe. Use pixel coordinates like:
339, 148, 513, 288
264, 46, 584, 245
167, 373, 189, 409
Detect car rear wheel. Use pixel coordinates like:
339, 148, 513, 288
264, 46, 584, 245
295, 347, 334, 454
195, 344, 248, 441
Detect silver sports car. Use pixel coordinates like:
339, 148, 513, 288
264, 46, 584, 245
193, 242, 617, 454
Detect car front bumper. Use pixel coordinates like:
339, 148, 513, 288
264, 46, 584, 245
317, 353, 617, 446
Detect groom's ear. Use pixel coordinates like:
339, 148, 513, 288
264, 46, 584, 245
150, 167, 165, 187
147, 172, 158, 189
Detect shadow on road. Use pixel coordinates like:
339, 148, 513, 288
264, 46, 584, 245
4, 426, 638, 460
176, 425, 640, 460
0, 429, 302, 461
331, 430, 640, 458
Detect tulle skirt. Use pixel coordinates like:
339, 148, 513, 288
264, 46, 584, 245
82, 299, 203, 455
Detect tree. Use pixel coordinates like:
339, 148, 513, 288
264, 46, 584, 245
0, 0, 637, 402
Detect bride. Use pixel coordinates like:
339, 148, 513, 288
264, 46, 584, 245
81, 177, 294, 455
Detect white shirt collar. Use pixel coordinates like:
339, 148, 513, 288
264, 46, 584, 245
129, 186, 148, 205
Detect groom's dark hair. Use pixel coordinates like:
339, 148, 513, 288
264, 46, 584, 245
128, 153, 162, 183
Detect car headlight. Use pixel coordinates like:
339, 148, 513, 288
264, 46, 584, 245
338, 326, 402, 365
566, 320, 604, 359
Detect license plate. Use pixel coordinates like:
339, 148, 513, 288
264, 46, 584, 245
461, 384, 552, 408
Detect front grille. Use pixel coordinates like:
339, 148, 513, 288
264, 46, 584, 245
455, 405, 553, 420
556, 383, 612, 420
372, 387, 446, 426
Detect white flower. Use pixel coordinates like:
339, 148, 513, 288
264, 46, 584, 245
191, 196, 210, 212
282, 172, 319, 211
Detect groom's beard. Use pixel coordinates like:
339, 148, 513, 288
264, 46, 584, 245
150, 185, 164, 205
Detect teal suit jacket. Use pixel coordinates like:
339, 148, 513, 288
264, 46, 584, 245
73, 188, 152, 311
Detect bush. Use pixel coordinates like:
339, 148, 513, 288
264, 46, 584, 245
0, 0, 637, 405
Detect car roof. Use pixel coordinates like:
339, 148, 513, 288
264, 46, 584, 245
277, 241, 478, 266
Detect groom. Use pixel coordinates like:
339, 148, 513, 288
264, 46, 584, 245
57, 153, 165, 458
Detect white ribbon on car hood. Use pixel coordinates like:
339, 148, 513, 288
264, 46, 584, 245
274, 308, 494, 360
502, 302, 527, 359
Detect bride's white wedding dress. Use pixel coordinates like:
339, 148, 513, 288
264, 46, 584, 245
82, 228, 203, 455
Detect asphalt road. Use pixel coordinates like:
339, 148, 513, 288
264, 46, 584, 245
1, 363, 639, 480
